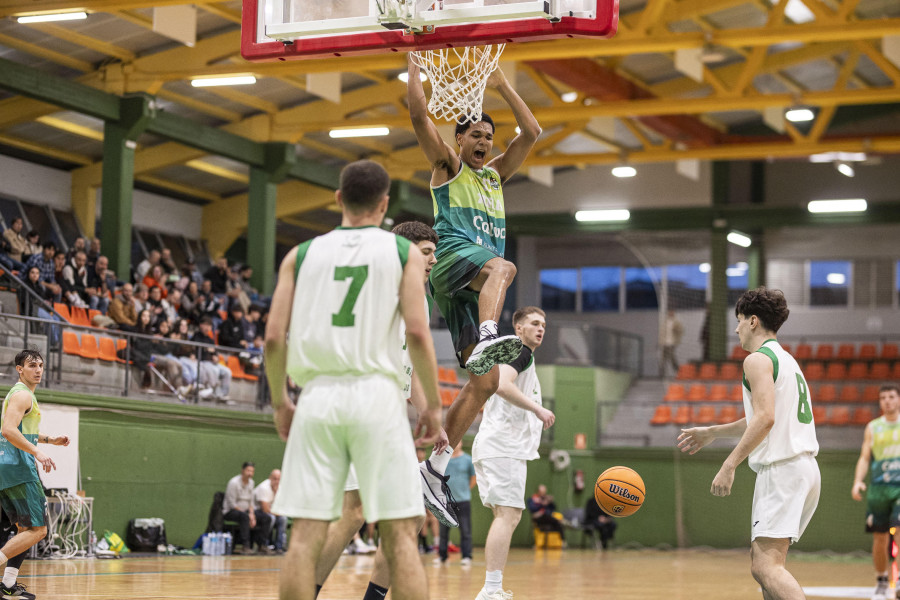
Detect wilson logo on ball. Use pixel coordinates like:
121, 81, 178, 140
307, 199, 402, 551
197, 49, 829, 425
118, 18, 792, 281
608, 483, 640, 502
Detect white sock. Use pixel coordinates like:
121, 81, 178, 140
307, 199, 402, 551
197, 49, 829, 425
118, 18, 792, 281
0, 553, 7, 567
484, 569, 503, 594
479, 320, 498, 338
2, 567, 18, 588
428, 445, 453, 474
434, 536, 440, 546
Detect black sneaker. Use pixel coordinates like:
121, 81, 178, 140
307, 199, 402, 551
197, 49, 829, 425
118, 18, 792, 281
419, 460, 460, 528
0, 582, 36, 599
464, 331, 522, 377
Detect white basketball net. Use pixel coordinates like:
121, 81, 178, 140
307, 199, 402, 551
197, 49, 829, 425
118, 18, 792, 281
410, 44, 506, 124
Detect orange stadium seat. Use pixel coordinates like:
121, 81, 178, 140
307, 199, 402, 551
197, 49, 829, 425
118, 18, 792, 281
837, 344, 856, 360
98, 337, 119, 362
719, 363, 740, 381
870, 362, 891, 380
816, 384, 837, 403
812, 406, 827, 424
882, 344, 899, 360
687, 384, 707, 402
115, 338, 129, 363
839, 385, 860, 403
62, 332, 81, 356
438, 367, 459, 385
80, 334, 100, 360
70, 307, 92, 328
708, 384, 728, 402
88, 309, 102, 326
863, 385, 881, 402
892, 363, 900, 379
794, 344, 813, 360
730, 345, 749, 361
54, 303, 73, 324
676, 364, 697, 380
729, 384, 744, 402
440, 388, 456, 407
694, 405, 717, 425
650, 405, 672, 426
815, 344, 834, 361
828, 406, 850, 426
805, 362, 825, 381
847, 362, 868, 379
717, 405, 738, 424
825, 363, 847, 380
673, 406, 692, 426
664, 384, 687, 402
852, 407, 875, 426
698, 363, 718, 380
859, 344, 877, 360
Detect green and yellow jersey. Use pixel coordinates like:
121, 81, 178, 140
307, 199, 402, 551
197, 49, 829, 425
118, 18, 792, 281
870, 416, 900, 485
432, 162, 506, 258
0, 382, 41, 490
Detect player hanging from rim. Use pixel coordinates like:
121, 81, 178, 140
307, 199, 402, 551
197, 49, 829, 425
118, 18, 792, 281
310, 221, 449, 600
407, 54, 541, 528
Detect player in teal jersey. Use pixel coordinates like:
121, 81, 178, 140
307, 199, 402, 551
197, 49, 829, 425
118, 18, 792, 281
852, 384, 900, 600
407, 55, 541, 528
0, 349, 70, 600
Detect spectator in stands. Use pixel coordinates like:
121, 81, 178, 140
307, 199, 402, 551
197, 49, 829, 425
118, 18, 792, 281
132, 283, 150, 314
23, 230, 41, 263
223, 462, 272, 555
66, 237, 86, 263
129, 309, 159, 387
142, 265, 168, 299
160, 248, 177, 276
198, 279, 224, 325
146, 285, 172, 328
52, 250, 67, 297
191, 318, 232, 400
97, 282, 137, 330
3, 217, 29, 264
135, 249, 160, 283
180, 280, 202, 323
148, 319, 184, 390
226, 266, 250, 313
205, 257, 229, 295
218, 305, 248, 349
61, 250, 90, 308
254, 469, 287, 553
86, 237, 101, 267
583, 495, 617, 549
86, 255, 114, 313
527, 484, 565, 537
659, 309, 684, 377
164, 289, 181, 324
19, 266, 62, 346
25, 242, 60, 301
244, 305, 263, 344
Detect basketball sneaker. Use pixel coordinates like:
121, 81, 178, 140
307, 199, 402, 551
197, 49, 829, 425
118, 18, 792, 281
420, 460, 459, 528
464, 326, 523, 376
474, 587, 513, 600
0, 582, 36, 599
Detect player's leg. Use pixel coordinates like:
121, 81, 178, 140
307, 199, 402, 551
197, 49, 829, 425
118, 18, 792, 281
315, 490, 365, 588
476, 505, 522, 600
0, 481, 49, 600
463, 257, 521, 376
379, 517, 428, 600
474, 458, 526, 599
750, 537, 805, 600
871, 531, 891, 600
362, 514, 426, 600
281, 519, 330, 600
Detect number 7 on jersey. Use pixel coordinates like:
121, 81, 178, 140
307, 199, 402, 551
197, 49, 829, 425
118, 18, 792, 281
332, 265, 369, 327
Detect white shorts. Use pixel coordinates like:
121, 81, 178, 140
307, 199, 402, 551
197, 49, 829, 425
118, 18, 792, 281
474, 457, 527, 510
751, 453, 820, 543
272, 374, 424, 523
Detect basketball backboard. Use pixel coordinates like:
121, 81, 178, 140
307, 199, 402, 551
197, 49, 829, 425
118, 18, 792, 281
241, 0, 618, 62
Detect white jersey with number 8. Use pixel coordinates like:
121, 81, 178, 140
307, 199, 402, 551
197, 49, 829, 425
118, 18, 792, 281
286, 226, 411, 388
742, 339, 819, 472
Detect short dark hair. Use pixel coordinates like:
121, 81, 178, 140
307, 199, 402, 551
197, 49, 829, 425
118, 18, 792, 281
513, 306, 546, 326
15, 348, 43, 368
339, 160, 390, 212
43, 241, 56, 250
392, 221, 438, 245
27, 230, 39, 238
734, 287, 790, 333
242, 461, 255, 470
455, 112, 495, 138
880, 384, 900, 396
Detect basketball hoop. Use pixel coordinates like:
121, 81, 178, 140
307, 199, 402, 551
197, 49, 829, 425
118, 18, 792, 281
410, 44, 506, 124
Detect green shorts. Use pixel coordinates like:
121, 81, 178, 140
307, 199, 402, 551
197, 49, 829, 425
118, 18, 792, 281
429, 239, 500, 367
865, 484, 900, 533
0, 480, 48, 528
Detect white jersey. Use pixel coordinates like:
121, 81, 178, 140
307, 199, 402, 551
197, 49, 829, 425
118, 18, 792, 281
742, 339, 819, 472
472, 347, 543, 462
400, 295, 432, 401
286, 226, 411, 388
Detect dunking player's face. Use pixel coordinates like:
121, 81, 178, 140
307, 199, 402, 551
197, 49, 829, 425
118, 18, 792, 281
17, 357, 43, 387
456, 121, 494, 170
516, 313, 546, 350
880, 389, 900, 419
415, 240, 437, 283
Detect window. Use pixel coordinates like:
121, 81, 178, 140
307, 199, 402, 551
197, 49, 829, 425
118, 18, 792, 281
582, 267, 620, 312
810, 260, 850, 306
540, 269, 578, 311
666, 264, 706, 309
625, 267, 662, 309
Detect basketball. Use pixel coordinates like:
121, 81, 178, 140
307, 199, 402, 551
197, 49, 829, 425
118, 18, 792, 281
594, 466, 645, 517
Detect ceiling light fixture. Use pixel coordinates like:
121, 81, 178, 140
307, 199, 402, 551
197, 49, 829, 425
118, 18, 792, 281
328, 126, 390, 139
191, 75, 257, 87
807, 199, 867, 213
611, 166, 637, 178
835, 162, 855, 177
397, 72, 427, 83
785, 107, 814, 122
809, 151, 867, 163
727, 231, 752, 247
560, 92, 578, 103
17, 11, 87, 22
575, 209, 631, 222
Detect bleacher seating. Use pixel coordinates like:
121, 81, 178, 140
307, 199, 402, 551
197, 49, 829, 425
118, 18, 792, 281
815, 344, 834, 361
698, 363, 718, 380
836, 344, 855, 360
817, 384, 837, 403
794, 344, 813, 360
650, 405, 672, 425
694, 405, 716, 425
687, 384, 706, 402
676, 364, 697, 380
664, 384, 686, 402
839, 385, 860, 403
859, 344, 878, 360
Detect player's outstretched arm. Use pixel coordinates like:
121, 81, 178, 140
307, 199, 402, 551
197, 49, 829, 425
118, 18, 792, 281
1, 392, 55, 473
265, 246, 299, 440
407, 56, 459, 179
677, 417, 748, 454
494, 364, 555, 429
486, 67, 541, 182
852, 422, 873, 501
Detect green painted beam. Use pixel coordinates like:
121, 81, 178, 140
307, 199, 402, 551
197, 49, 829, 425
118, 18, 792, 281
287, 160, 342, 190
247, 166, 277, 294
0, 56, 119, 121
146, 110, 265, 167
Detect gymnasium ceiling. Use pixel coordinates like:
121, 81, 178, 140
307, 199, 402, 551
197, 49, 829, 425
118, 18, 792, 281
1, 0, 900, 248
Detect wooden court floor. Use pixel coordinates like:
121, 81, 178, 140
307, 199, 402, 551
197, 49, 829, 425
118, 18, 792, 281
19, 547, 878, 599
